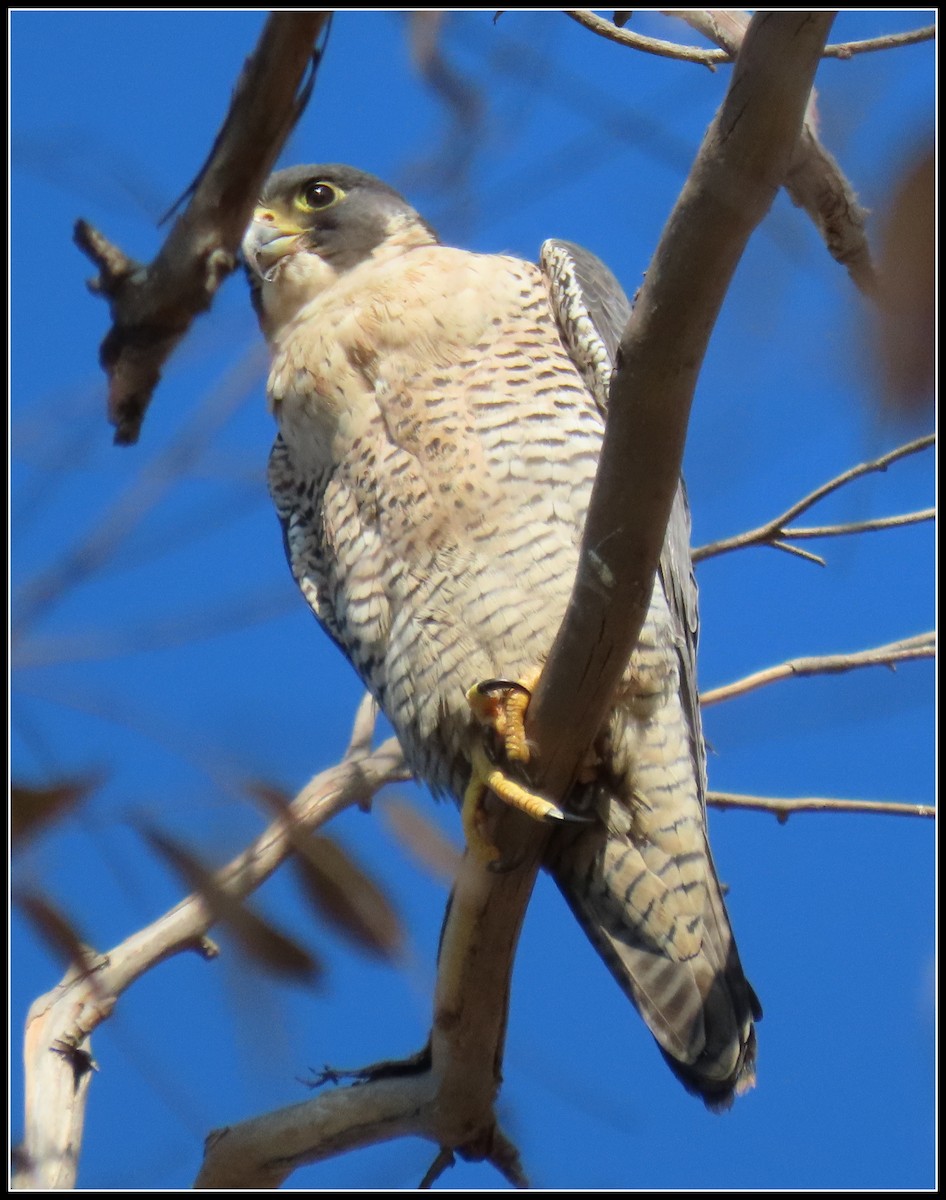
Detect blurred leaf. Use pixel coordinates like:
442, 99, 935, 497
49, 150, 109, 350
11, 776, 101, 848
874, 148, 934, 416
248, 780, 405, 961
140, 823, 323, 985
291, 833, 404, 962
14, 890, 98, 973
382, 798, 462, 886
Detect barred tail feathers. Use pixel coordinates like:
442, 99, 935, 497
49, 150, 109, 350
546, 798, 761, 1110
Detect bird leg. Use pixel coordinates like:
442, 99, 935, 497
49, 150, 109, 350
463, 673, 583, 866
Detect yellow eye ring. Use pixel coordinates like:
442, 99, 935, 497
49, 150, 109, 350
297, 180, 343, 212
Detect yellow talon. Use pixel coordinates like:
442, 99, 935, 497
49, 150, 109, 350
465, 669, 541, 766
462, 738, 572, 867
501, 686, 531, 764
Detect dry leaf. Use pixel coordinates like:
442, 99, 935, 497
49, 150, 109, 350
874, 148, 934, 415
247, 779, 405, 960
11, 776, 101, 847
290, 832, 404, 962
141, 823, 323, 985
15, 890, 98, 973
382, 798, 462, 885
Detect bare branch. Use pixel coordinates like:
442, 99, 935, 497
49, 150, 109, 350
14, 711, 408, 1191
785, 120, 877, 296
821, 25, 936, 59
76, 13, 329, 445
694, 434, 935, 563
531, 12, 836, 793
769, 540, 826, 566
566, 9, 727, 68
708, 791, 935, 823
700, 634, 935, 708
675, 10, 936, 61
786, 507, 935, 540
572, 10, 935, 67
673, 9, 879, 293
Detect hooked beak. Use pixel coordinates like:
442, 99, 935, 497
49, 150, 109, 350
242, 208, 305, 281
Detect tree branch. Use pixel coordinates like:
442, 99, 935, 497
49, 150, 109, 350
817, 25, 936, 59
569, 10, 934, 68
569, 8, 931, 294
671, 9, 880, 293
13, 699, 408, 1191
708, 792, 935, 823
566, 9, 728, 68
700, 634, 935, 708
694, 434, 935, 563
75, 12, 329, 446
531, 11, 837, 792
785, 507, 934, 540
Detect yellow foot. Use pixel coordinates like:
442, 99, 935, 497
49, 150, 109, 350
465, 669, 541, 765
462, 672, 586, 866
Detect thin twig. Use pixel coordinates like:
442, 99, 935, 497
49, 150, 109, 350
822, 25, 936, 59
572, 11, 935, 67
786, 507, 934, 540
419, 1148, 455, 1189
708, 791, 935, 823
567, 9, 727, 68
694, 434, 935, 563
700, 634, 935, 707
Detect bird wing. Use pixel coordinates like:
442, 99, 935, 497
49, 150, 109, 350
541, 238, 760, 1107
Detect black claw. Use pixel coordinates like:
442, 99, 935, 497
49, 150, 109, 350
554, 810, 595, 825
475, 678, 533, 698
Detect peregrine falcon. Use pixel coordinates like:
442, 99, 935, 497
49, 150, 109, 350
242, 164, 761, 1109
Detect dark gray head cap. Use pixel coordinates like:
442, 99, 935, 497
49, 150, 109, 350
260, 163, 439, 270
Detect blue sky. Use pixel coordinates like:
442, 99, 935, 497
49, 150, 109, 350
11, 11, 935, 1190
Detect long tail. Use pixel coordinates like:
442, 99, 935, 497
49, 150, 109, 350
545, 793, 761, 1111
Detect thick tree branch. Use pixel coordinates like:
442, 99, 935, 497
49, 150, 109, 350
708, 792, 935, 822
13, 700, 408, 1191
530, 11, 836, 793
75, 12, 329, 445
700, 634, 935, 707
694, 434, 935, 563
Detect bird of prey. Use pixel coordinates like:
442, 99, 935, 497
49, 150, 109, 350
243, 164, 761, 1109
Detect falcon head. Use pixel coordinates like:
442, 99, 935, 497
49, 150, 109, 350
242, 164, 438, 333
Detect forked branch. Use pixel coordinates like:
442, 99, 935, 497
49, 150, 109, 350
567, 10, 935, 68
694, 434, 935, 564
75, 12, 329, 445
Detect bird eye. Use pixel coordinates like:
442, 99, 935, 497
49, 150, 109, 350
298, 181, 341, 211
